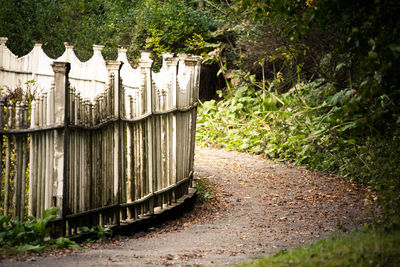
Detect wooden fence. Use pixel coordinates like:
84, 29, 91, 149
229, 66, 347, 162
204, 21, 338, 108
0, 37, 200, 236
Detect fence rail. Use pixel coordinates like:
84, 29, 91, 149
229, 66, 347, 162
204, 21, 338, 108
0, 37, 200, 236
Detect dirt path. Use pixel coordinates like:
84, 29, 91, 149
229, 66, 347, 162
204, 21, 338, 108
3, 148, 377, 266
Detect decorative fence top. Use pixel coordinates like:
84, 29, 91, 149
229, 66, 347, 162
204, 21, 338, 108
0, 37, 201, 237
0, 37, 200, 104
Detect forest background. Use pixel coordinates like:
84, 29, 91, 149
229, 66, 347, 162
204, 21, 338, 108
1, 0, 399, 263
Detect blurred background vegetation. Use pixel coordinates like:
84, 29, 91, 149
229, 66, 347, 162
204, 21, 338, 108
1, 0, 399, 242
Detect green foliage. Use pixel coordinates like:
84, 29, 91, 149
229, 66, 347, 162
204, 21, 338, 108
126, 0, 219, 69
306, 0, 400, 137
238, 227, 400, 267
0, 207, 57, 249
53, 237, 81, 250
16, 244, 47, 253
0, 207, 80, 255
0, 207, 76, 255
0, 0, 133, 60
79, 225, 112, 239
196, 0, 400, 227
0, 0, 219, 68
195, 178, 213, 202
202, 0, 317, 92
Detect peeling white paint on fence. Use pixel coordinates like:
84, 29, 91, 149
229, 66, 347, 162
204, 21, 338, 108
0, 37, 200, 236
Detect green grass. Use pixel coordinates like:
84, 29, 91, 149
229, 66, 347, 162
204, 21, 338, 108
238, 228, 400, 267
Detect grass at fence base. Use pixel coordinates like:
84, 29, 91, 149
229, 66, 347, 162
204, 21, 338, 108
238, 227, 400, 267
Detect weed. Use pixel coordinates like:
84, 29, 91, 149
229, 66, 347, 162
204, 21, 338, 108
79, 225, 112, 239
0, 207, 80, 256
195, 178, 214, 203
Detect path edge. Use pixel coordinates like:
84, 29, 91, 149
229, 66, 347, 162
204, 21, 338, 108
70, 182, 198, 242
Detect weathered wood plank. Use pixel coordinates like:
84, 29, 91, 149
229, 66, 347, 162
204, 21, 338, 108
52, 62, 70, 225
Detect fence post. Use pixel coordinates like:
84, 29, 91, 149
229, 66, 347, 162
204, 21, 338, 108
138, 52, 154, 212
190, 57, 202, 187
51, 62, 70, 225
105, 60, 123, 224
0, 38, 8, 89
139, 52, 153, 114
164, 56, 178, 201
0, 37, 7, 70
186, 58, 197, 191
31, 42, 42, 82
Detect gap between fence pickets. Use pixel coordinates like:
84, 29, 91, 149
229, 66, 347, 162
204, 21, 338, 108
0, 37, 201, 237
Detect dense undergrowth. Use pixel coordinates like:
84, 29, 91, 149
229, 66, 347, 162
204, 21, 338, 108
0, 208, 80, 257
197, 76, 400, 225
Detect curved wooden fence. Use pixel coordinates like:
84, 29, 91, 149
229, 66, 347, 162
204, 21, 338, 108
0, 37, 200, 236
